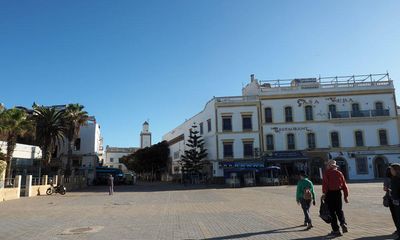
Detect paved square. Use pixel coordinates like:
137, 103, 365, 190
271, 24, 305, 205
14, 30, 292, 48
0, 182, 395, 240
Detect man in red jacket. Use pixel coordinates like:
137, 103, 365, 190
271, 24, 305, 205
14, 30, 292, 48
322, 160, 349, 236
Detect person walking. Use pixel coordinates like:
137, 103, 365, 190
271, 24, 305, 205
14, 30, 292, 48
390, 163, 400, 240
384, 166, 397, 236
322, 160, 349, 237
108, 174, 114, 195
296, 171, 316, 230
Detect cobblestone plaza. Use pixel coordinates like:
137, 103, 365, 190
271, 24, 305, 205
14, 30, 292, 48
0, 182, 395, 240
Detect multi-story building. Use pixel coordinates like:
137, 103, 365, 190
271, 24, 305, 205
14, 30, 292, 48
163, 73, 400, 181
57, 117, 104, 183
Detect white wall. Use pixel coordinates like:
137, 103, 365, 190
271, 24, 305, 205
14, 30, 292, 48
0, 141, 42, 159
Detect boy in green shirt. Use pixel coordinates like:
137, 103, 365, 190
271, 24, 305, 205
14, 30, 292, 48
296, 171, 316, 230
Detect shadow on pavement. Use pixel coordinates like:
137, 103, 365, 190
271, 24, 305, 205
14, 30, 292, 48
353, 235, 395, 240
75, 182, 227, 193
202, 225, 311, 240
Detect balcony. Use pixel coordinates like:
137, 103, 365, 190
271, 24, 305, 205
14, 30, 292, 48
329, 109, 390, 119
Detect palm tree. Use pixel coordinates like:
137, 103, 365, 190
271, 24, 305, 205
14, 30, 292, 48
33, 106, 67, 175
0, 108, 33, 178
64, 104, 89, 176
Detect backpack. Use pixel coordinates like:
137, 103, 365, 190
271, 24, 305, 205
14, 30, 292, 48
303, 188, 312, 200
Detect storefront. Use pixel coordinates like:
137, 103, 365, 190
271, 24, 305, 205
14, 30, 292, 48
263, 151, 309, 184
221, 160, 264, 187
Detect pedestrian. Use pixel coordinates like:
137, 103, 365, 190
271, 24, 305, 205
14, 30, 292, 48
322, 160, 349, 237
296, 171, 316, 230
390, 163, 400, 240
384, 166, 397, 236
108, 174, 114, 195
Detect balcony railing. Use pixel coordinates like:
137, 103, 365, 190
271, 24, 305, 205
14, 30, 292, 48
329, 109, 390, 119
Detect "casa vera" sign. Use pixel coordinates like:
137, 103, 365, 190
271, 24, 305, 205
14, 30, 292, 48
271, 127, 311, 133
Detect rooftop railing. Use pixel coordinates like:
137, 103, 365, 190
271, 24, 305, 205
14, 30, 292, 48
215, 95, 259, 103
259, 73, 392, 91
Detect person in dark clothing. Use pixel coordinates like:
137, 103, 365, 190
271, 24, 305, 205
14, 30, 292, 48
390, 163, 400, 240
107, 174, 114, 195
322, 160, 349, 237
384, 166, 397, 236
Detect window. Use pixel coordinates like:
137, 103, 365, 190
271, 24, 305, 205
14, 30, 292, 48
199, 122, 204, 135
265, 107, 273, 123
305, 106, 313, 121
355, 131, 364, 147
375, 102, 384, 110
174, 151, 180, 159
110, 157, 114, 163
242, 115, 252, 131
352, 103, 360, 112
285, 107, 293, 122
287, 133, 295, 150
329, 104, 337, 118
307, 132, 316, 149
331, 132, 340, 148
379, 129, 388, 145
266, 134, 274, 150
74, 138, 81, 151
223, 142, 233, 158
243, 141, 254, 157
207, 119, 212, 132
356, 156, 368, 174
222, 117, 232, 131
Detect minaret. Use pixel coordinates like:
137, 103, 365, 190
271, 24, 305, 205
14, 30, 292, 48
140, 121, 152, 148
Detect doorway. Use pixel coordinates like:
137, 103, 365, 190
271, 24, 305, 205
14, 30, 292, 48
374, 156, 388, 179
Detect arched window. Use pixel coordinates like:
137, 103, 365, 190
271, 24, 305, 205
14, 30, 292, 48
285, 106, 293, 122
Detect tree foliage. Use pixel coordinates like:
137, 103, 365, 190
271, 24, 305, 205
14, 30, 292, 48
121, 141, 170, 179
0, 108, 34, 178
33, 105, 67, 169
180, 124, 208, 176
64, 104, 89, 176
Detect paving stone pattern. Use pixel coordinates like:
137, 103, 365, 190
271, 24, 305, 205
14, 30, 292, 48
0, 182, 396, 240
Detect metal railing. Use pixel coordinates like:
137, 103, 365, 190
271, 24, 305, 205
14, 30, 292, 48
31, 177, 43, 186
259, 73, 392, 91
329, 109, 390, 119
215, 95, 259, 103
3, 178, 16, 188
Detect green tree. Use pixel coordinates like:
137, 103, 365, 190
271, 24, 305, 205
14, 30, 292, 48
180, 124, 208, 179
33, 105, 67, 174
121, 141, 170, 181
64, 104, 89, 176
0, 108, 33, 178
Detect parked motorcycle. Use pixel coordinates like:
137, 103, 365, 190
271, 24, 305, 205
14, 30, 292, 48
46, 183, 66, 195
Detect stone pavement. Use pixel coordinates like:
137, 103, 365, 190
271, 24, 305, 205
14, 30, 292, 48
0, 182, 395, 240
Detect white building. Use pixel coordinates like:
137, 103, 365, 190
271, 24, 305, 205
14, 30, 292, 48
163, 73, 400, 182
0, 141, 42, 177
104, 146, 139, 165
57, 118, 104, 182
140, 121, 152, 148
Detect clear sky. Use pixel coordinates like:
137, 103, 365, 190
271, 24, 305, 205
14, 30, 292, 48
1, 1, 399, 147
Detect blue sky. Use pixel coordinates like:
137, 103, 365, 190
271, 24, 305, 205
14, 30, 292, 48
1, 1, 399, 147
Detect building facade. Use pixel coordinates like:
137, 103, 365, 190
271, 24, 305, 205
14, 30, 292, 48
163, 73, 400, 181
104, 146, 139, 165
57, 118, 104, 183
